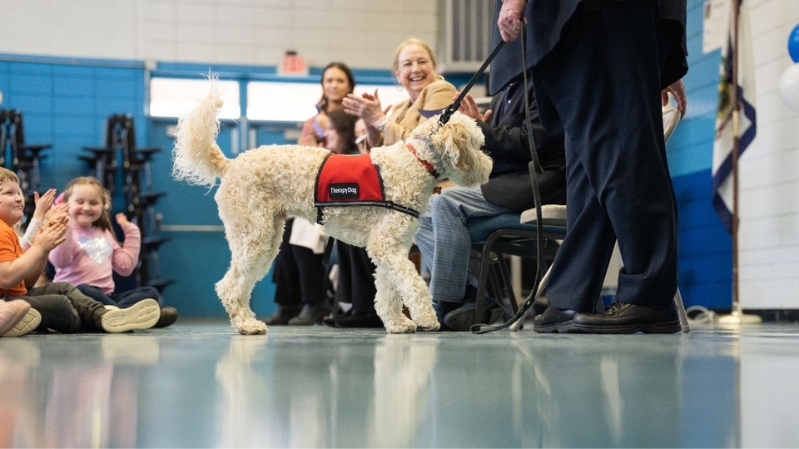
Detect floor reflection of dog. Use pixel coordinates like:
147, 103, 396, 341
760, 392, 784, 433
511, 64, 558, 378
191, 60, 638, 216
173, 86, 491, 335
367, 337, 439, 446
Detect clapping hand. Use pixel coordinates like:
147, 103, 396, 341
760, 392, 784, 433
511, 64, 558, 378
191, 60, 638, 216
343, 90, 388, 128
455, 93, 493, 123
45, 202, 69, 225
33, 214, 68, 252
32, 189, 57, 222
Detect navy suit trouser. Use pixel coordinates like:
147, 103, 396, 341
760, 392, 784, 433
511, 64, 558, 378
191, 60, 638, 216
534, 0, 680, 311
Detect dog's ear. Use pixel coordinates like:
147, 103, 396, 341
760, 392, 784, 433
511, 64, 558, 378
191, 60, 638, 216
434, 113, 492, 187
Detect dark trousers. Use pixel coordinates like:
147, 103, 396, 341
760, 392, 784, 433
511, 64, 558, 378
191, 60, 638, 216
272, 218, 326, 306
13, 282, 106, 333
336, 241, 376, 313
536, 1, 681, 311
77, 284, 162, 308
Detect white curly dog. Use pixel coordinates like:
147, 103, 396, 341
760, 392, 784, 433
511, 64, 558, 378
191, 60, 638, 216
173, 88, 492, 334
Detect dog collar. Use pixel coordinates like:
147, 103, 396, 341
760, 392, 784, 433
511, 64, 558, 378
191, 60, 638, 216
406, 143, 440, 180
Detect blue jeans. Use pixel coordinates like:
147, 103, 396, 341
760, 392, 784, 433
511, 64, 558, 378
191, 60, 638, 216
76, 284, 162, 309
415, 186, 520, 305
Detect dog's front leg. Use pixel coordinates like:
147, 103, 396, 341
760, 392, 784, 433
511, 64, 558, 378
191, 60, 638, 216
373, 264, 417, 333
370, 246, 440, 333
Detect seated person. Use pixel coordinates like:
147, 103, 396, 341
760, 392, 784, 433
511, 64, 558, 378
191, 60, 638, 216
414, 73, 567, 331
316, 111, 382, 328
47, 177, 178, 328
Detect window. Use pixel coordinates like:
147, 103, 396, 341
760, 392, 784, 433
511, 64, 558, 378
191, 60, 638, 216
246, 82, 319, 122
246, 81, 409, 122
149, 77, 410, 123
149, 78, 240, 119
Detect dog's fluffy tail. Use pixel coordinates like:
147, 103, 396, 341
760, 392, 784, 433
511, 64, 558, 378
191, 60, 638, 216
172, 87, 230, 186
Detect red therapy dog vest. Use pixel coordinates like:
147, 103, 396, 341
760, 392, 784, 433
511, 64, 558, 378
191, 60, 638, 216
314, 153, 420, 223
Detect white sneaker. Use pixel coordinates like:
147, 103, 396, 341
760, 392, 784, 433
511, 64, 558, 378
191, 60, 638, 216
100, 299, 160, 333
2, 308, 42, 337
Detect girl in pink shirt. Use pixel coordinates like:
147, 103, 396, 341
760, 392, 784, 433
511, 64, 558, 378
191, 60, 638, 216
48, 177, 177, 327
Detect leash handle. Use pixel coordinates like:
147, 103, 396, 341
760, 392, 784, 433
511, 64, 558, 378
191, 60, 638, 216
438, 41, 506, 125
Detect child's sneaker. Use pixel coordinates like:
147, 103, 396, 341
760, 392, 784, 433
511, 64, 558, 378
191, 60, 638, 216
100, 299, 160, 333
0, 300, 32, 336
2, 307, 42, 337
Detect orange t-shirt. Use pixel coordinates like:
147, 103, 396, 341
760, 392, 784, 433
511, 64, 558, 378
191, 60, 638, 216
0, 220, 28, 297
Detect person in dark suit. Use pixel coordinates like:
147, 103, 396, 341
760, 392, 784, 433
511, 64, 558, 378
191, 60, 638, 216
414, 73, 566, 331
496, 0, 688, 333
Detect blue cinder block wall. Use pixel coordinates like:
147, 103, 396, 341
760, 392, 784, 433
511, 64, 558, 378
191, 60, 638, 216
666, 0, 733, 310
0, 59, 146, 194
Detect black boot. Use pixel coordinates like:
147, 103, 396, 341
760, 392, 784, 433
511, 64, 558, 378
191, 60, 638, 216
288, 301, 332, 325
265, 304, 303, 325
154, 307, 179, 328
334, 310, 383, 328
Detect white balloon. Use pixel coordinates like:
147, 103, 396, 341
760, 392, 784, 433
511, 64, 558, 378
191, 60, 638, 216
779, 63, 799, 112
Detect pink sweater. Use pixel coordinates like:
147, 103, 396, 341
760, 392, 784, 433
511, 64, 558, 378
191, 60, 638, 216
48, 223, 141, 294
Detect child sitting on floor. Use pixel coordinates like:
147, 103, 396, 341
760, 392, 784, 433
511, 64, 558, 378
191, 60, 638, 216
48, 176, 177, 328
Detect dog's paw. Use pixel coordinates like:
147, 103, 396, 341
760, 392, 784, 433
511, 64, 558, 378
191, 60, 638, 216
383, 319, 417, 334
415, 314, 441, 332
408, 306, 440, 331
234, 318, 268, 335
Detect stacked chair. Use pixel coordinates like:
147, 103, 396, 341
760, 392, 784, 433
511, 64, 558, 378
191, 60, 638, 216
0, 109, 51, 221
80, 114, 173, 293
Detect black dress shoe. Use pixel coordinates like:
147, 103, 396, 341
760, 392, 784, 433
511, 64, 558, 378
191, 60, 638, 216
532, 306, 577, 333
323, 308, 350, 327
572, 301, 681, 334
265, 304, 303, 325
335, 310, 383, 328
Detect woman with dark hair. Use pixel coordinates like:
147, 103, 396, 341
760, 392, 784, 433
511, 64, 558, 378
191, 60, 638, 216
266, 64, 356, 326
319, 110, 381, 328
298, 62, 356, 147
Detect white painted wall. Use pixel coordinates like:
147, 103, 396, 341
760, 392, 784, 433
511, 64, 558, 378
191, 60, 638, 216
0, 0, 438, 69
739, 0, 799, 308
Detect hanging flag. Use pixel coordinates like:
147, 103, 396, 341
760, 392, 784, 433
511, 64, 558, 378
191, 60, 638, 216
712, 0, 757, 234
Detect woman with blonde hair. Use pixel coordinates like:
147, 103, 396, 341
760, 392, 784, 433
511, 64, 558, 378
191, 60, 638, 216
331, 38, 458, 328
343, 38, 457, 148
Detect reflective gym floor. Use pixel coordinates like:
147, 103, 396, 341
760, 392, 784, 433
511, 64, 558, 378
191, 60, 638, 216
1, 320, 799, 448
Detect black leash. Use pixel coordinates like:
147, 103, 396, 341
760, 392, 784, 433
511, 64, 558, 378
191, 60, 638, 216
470, 26, 548, 334
438, 41, 505, 126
